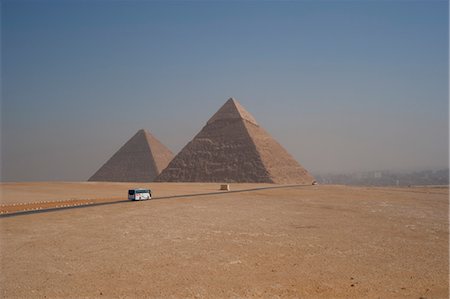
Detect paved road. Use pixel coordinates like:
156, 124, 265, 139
0, 184, 312, 218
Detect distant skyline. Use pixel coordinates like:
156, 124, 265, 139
1, 0, 448, 181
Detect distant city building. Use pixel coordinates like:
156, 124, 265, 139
315, 169, 449, 186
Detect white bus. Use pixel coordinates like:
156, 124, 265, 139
128, 188, 152, 201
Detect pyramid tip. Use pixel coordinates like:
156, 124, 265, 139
137, 128, 149, 135
206, 96, 258, 126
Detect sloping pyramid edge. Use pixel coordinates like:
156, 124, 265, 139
89, 129, 173, 182
156, 98, 314, 184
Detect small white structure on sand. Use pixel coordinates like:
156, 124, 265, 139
220, 184, 230, 191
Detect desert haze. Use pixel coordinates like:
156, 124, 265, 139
0, 182, 448, 298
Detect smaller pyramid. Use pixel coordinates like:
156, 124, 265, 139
89, 129, 174, 182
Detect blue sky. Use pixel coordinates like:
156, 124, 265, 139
1, 0, 448, 181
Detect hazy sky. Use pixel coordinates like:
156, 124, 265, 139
1, 0, 448, 181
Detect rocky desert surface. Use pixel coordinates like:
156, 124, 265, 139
0, 182, 448, 298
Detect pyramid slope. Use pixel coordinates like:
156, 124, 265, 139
156, 98, 314, 184
243, 121, 315, 184
89, 129, 173, 182
144, 132, 175, 174
156, 117, 270, 182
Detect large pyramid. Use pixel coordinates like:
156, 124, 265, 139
89, 129, 174, 182
156, 98, 314, 184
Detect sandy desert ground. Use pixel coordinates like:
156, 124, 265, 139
0, 182, 448, 298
